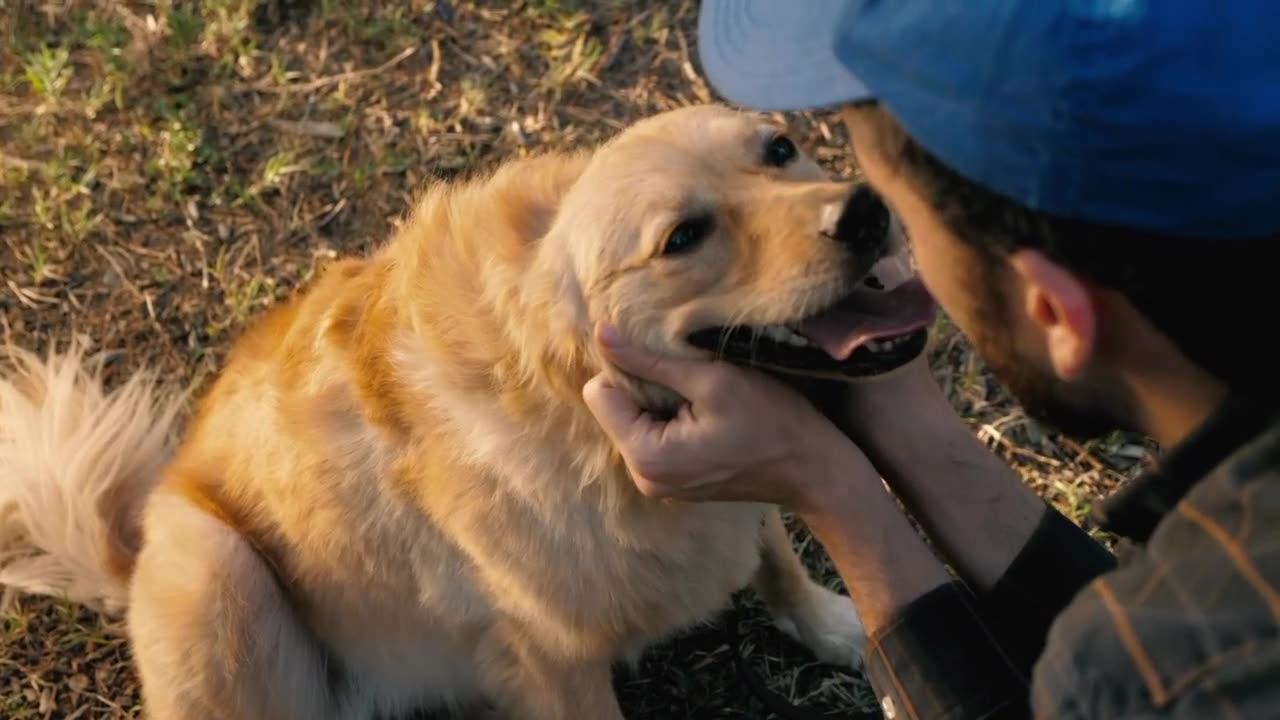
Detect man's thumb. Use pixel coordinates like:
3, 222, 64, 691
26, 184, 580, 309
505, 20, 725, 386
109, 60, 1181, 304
594, 322, 702, 393
581, 372, 647, 444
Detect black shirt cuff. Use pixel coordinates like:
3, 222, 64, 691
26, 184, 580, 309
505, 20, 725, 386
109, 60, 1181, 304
976, 504, 1117, 673
863, 507, 1117, 718
864, 580, 1030, 720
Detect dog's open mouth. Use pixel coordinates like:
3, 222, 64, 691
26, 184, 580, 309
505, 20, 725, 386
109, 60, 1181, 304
687, 277, 937, 378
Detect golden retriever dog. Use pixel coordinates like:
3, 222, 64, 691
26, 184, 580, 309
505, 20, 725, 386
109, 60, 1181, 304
0, 104, 934, 719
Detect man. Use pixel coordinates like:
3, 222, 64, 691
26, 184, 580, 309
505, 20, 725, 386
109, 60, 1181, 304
582, 1, 1280, 718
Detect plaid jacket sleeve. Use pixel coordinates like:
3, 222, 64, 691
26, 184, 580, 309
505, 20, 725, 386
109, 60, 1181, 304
1031, 428, 1280, 719
864, 398, 1280, 720
863, 579, 1031, 719
863, 505, 1116, 720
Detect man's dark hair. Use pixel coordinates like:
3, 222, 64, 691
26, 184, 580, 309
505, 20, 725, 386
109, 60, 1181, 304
847, 101, 1278, 394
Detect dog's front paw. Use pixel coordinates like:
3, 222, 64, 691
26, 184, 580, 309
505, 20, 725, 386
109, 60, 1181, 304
772, 583, 867, 670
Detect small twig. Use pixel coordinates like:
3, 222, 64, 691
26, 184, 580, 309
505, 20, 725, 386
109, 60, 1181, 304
976, 414, 1023, 445
93, 244, 156, 322
674, 26, 712, 103
235, 45, 418, 95
267, 119, 345, 139
0, 152, 47, 171
313, 198, 347, 229
426, 38, 444, 100
1059, 436, 1107, 471
6, 280, 58, 307
1007, 444, 1064, 466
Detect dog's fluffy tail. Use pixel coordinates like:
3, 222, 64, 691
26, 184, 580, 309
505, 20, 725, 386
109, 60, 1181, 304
0, 342, 183, 615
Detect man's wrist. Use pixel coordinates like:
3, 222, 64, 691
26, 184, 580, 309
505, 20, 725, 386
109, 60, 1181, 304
791, 444, 954, 633
827, 363, 1048, 592
785, 419, 873, 518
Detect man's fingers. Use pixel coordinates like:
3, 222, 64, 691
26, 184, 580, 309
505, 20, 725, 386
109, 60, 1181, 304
595, 322, 725, 399
582, 372, 678, 470
631, 473, 679, 499
581, 372, 647, 445
583, 368, 696, 481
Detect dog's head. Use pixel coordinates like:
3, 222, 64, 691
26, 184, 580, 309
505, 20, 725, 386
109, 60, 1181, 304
538, 105, 936, 411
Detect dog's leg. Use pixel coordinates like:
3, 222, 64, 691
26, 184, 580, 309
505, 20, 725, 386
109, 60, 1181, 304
128, 489, 342, 720
753, 508, 867, 669
476, 628, 625, 720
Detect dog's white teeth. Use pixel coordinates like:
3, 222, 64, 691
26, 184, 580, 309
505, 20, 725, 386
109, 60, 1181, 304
866, 334, 912, 353
762, 324, 810, 347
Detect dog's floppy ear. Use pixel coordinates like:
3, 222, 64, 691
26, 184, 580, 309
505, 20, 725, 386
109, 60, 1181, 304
498, 150, 603, 389
492, 150, 592, 243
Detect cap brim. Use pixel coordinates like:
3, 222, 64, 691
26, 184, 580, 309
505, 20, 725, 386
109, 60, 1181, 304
697, 0, 873, 111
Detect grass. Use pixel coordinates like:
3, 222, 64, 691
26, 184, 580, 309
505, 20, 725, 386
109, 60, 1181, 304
0, 1, 1152, 717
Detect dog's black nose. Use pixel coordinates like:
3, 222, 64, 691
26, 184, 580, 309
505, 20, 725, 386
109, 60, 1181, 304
832, 185, 890, 257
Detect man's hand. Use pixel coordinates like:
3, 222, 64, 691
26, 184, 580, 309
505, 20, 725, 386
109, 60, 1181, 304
582, 322, 954, 633
581, 323, 873, 512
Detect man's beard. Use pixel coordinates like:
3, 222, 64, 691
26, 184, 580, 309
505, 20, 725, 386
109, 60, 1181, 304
976, 335, 1124, 441
969, 267, 1136, 443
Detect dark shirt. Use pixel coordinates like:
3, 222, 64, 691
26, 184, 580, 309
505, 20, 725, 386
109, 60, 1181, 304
863, 396, 1280, 719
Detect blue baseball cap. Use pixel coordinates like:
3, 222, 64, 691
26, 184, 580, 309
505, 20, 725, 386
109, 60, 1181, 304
697, 0, 1280, 240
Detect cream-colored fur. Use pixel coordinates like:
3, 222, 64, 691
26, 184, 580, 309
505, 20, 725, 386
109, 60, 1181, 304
0, 343, 181, 613
0, 105, 867, 720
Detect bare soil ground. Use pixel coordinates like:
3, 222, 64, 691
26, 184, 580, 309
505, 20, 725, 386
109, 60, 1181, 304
0, 1, 1152, 717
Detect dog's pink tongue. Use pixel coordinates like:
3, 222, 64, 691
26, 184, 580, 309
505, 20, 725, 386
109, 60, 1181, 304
798, 278, 937, 361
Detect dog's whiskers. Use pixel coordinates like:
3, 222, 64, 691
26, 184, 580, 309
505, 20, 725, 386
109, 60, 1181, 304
714, 295, 774, 359
704, 276, 847, 361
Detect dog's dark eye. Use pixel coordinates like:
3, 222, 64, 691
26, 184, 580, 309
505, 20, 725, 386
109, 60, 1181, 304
663, 215, 714, 256
763, 135, 798, 167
